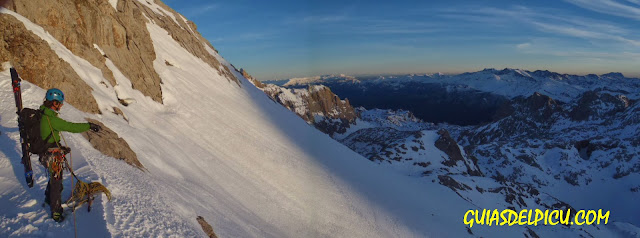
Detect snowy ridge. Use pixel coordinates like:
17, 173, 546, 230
279, 69, 640, 103
284, 75, 359, 87
262, 84, 311, 116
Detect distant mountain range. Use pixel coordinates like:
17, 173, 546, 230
265, 69, 640, 125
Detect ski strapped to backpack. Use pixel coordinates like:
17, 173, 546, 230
11, 68, 35, 187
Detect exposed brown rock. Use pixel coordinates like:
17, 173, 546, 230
82, 119, 143, 170
0, 14, 100, 114
262, 84, 357, 135
9, 0, 117, 88
112, 106, 128, 122
307, 86, 357, 121
240, 68, 264, 88
6, 0, 163, 106
196, 216, 218, 238
8, 0, 240, 108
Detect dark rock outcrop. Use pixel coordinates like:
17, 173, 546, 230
82, 119, 143, 170
526, 92, 559, 117
465, 92, 563, 145
435, 129, 482, 176
570, 91, 629, 121
438, 175, 471, 191
436, 129, 465, 167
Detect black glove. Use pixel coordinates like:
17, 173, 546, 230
61, 146, 71, 154
89, 122, 102, 132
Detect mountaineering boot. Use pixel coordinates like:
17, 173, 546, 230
52, 212, 64, 222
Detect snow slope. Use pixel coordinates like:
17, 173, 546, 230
0, 7, 523, 238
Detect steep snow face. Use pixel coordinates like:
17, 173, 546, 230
1, 7, 502, 238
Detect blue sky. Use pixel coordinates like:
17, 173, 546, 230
163, 0, 640, 80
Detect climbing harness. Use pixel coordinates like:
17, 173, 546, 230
46, 148, 66, 180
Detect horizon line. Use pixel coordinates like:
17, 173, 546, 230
258, 68, 640, 81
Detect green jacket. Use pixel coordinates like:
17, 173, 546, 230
40, 105, 90, 144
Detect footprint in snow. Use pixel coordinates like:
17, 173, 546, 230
20, 199, 37, 208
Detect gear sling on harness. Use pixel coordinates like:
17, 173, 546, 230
45, 148, 66, 180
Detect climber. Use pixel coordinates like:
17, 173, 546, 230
39, 88, 101, 222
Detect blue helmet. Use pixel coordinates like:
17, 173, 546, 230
45, 88, 65, 103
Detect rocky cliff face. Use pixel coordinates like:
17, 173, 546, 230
0, 13, 101, 113
2, 0, 237, 113
260, 83, 357, 135
2, 0, 242, 173
570, 91, 630, 121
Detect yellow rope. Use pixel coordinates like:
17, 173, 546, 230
46, 115, 78, 238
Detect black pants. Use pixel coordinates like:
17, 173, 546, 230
40, 151, 64, 215
45, 176, 63, 214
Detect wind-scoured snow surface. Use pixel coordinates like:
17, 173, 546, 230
0, 8, 519, 238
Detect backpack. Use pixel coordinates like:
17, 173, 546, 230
19, 108, 53, 155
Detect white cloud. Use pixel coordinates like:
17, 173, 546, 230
517, 43, 532, 49
565, 0, 640, 20
437, 5, 640, 47
531, 21, 640, 46
302, 15, 348, 23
